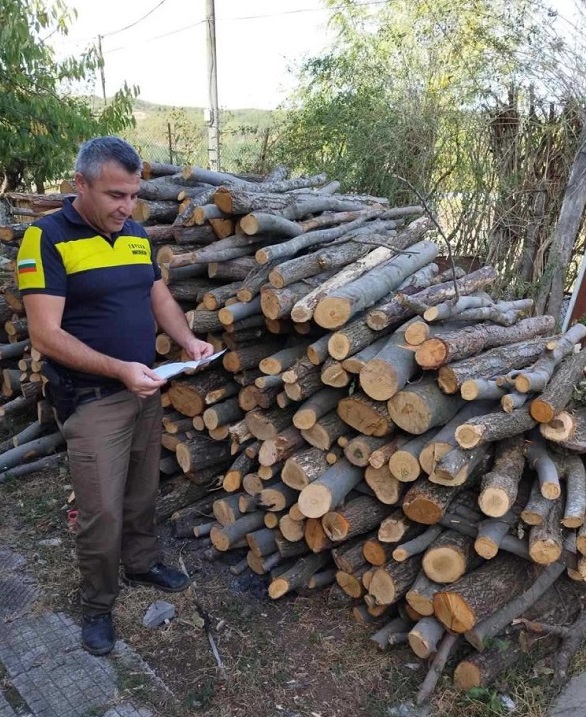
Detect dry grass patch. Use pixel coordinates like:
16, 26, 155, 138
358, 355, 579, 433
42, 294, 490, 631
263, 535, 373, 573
0, 466, 577, 717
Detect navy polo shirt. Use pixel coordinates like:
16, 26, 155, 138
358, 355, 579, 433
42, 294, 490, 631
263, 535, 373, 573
17, 198, 161, 388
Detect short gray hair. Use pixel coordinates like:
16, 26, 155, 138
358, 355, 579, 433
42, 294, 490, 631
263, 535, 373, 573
75, 136, 142, 182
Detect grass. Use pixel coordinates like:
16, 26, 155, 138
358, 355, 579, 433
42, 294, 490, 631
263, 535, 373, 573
0, 466, 583, 717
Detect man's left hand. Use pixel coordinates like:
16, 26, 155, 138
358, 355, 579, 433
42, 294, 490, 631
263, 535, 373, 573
183, 337, 215, 361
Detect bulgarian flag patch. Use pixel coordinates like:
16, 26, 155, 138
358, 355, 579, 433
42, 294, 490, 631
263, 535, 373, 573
17, 258, 37, 274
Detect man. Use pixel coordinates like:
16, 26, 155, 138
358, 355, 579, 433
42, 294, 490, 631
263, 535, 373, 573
17, 136, 214, 656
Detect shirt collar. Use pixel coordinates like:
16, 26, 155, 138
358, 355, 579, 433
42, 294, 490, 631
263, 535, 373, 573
62, 196, 127, 240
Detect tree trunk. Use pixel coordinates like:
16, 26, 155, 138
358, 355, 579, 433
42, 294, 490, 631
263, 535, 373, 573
530, 349, 586, 423
433, 554, 536, 633
337, 391, 395, 436
388, 375, 465, 435
455, 406, 536, 449
322, 495, 391, 541
478, 435, 525, 517
297, 458, 363, 518
314, 238, 437, 329
415, 316, 556, 370
438, 338, 548, 393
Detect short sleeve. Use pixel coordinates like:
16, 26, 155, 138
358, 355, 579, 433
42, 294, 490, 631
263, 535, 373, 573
17, 225, 67, 295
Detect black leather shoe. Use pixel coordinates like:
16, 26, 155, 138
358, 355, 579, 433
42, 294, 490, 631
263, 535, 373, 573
81, 613, 115, 656
124, 562, 191, 593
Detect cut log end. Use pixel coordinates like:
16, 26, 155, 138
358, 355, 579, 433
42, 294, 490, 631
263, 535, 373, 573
298, 485, 332, 519
433, 593, 475, 633
313, 297, 352, 330
455, 424, 484, 449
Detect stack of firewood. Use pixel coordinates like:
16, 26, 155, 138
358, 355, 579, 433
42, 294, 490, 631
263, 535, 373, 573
2, 162, 586, 703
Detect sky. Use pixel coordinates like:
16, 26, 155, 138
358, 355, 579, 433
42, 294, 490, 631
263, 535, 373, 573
55, 0, 335, 109
54, 0, 584, 110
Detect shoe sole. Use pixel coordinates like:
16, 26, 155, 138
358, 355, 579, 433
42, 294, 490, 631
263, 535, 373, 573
82, 641, 115, 657
124, 577, 191, 593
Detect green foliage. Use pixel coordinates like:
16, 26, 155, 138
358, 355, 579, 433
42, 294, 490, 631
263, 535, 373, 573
268, 0, 586, 292
0, 0, 136, 190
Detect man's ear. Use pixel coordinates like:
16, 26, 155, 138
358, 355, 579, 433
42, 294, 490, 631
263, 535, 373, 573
74, 171, 88, 195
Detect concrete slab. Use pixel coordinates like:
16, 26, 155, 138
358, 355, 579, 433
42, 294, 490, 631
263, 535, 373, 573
548, 674, 586, 717
0, 691, 19, 717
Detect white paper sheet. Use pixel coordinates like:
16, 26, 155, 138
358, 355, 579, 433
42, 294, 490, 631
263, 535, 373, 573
152, 350, 226, 380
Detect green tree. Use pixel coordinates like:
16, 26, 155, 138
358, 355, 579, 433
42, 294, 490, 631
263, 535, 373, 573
0, 0, 137, 191
270, 0, 586, 293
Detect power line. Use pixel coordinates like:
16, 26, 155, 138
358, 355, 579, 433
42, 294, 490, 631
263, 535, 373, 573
101, 0, 171, 38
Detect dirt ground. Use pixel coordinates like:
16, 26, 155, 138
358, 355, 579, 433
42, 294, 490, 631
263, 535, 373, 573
0, 465, 571, 717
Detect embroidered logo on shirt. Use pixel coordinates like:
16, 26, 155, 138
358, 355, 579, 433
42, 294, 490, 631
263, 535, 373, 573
17, 259, 38, 274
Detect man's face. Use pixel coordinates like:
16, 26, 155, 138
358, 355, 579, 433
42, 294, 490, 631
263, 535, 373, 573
74, 161, 141, 236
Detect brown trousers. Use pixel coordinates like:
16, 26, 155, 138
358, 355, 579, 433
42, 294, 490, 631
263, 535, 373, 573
61, 389, 162, 615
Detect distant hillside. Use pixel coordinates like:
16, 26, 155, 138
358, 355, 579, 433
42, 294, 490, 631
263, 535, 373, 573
120, 98, 278, 172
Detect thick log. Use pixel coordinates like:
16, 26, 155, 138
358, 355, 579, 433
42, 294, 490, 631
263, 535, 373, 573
402, 476, 474, 525
291, 244, 400, 323
244, 405, 297, 442
388, 430, 436, 483
268, 553, 331, 599
257, 482, 296, 514
328, 316, 395, 362
368, 554, 423, 605
292, 388, 345, 431
408, 617, 445, 659
175, 435, 233, 474
455, 406, 536, 449
322, 495, 391, 541
297, 459, 363, 518
210, 512, 266, 551
464, 562, 567, 653
513, 324, 586, 394
255, 212, 381, 265
155, 476, 219, 523
437, 336, 551, 394
344, 434, 390, 467
320, 358, 350, 388
419, 401, 494, 475
521, 479, 554, 526
388, 375, 464, 435
208, 256, 258, 281
260, 270, 336, 320
301, 410, 350, 450
359, 334, 419, 401
377, 510, 424, 544
406, 571, 443, 616
337, 391, 395, 437
314, 237, 438, 329
431, 443, 492, 487
167, 369, 228, 417
258, 426, 304, 466
269, 237, 368, 289
259, 343, 308, 375
539, 409, 586, 451
433, 554, 536, 633
415, 316, 556, 371
530, 349, 586, 423
282, 446, 336, 490
202, 397, 243, 431
477, 435, 525, 517
529, 498, 564, 564
364, 464, 403, 505
421, 531, 480, 584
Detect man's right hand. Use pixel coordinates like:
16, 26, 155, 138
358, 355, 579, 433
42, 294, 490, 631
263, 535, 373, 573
117, 362, 166, 397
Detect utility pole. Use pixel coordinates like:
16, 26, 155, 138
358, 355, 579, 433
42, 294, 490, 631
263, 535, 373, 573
205, 0, 220, 171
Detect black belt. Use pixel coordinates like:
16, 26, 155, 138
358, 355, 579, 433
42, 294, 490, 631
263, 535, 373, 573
74, 386, 124, 406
